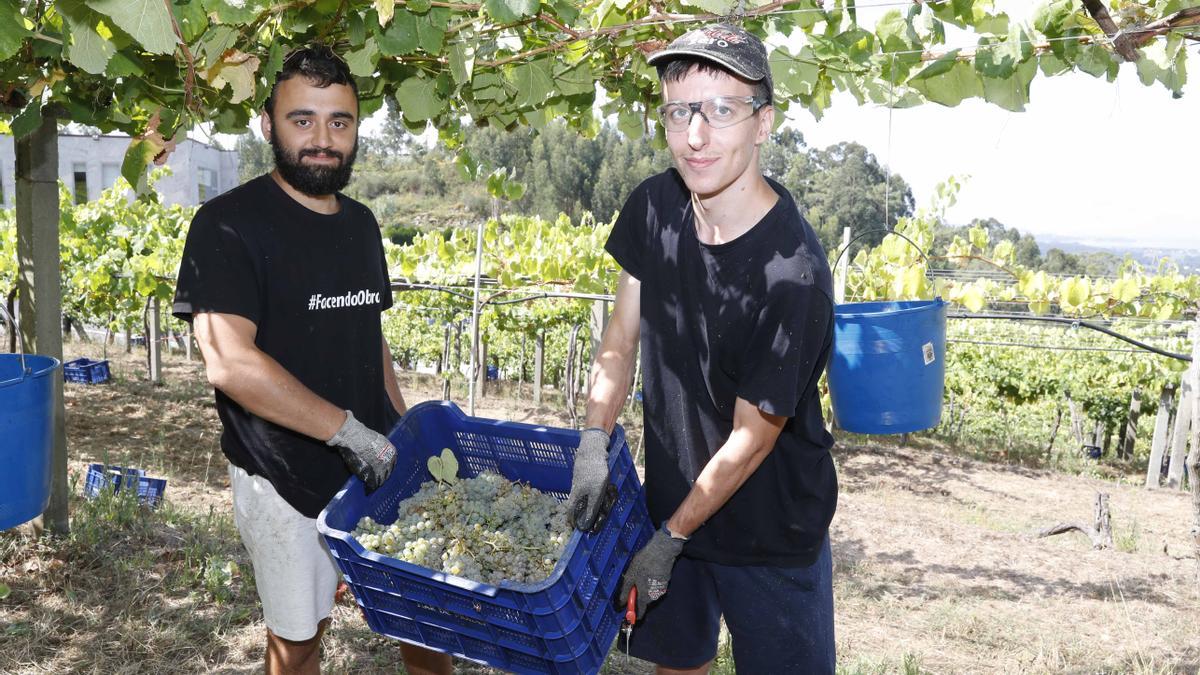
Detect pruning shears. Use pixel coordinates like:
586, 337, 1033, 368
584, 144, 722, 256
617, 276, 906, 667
621, 586, 637, 651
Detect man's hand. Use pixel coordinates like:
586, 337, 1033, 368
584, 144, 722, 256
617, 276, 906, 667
565, 428, 612, 530
619, 525, 685, 620
326, 411, 397, 491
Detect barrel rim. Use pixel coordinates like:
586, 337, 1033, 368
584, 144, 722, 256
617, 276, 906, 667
834, 297, 945, 320
0, 353, 62, 388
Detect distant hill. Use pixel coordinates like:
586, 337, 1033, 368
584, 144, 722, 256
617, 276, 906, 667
1033, 235, 1200, 273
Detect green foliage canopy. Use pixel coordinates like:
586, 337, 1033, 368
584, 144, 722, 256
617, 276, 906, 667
1, 0, 1195, 194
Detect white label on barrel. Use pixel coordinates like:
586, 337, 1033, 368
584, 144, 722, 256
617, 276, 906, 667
922, 342, 935, 365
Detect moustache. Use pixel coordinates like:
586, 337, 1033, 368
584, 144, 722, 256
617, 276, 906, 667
299, 148, 344, 161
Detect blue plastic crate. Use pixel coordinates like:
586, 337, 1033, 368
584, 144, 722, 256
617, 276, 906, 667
83, 464, 167, 507
318, 401, 653, 675
63, 358, 110, 384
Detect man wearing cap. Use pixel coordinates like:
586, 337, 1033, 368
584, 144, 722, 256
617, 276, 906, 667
565, 24, 838, 673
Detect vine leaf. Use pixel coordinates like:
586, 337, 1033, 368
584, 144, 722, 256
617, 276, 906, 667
427, 448, 460, 484
86, 0, 179, 55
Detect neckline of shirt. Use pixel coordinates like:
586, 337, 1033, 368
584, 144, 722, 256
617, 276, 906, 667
261, 173, 348, 223
684, 177, 792, 255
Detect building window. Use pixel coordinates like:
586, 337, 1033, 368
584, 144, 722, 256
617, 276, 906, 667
101, 163, 121, 192
198, 167, 218, 203
73, 163, 88, 204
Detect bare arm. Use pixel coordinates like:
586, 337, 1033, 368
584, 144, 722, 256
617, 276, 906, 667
584, 271, 641, 433
382, 336, 407, 415
193, 311, 346, 441
665, 397, 786, 538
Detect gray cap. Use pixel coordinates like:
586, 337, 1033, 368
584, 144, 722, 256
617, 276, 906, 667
647, 24, 773, 100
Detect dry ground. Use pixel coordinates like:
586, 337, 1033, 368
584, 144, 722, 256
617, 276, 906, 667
2, 344, 1198, 674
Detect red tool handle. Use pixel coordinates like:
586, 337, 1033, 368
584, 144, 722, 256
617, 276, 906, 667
625, 587, 637, 625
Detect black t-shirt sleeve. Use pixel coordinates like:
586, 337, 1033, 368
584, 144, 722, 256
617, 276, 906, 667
603, 180, 649, 281
737, 284, 832, 417
172, 207, 261, 324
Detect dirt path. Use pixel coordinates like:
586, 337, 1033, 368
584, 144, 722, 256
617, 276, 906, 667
4, 347, 1198, 674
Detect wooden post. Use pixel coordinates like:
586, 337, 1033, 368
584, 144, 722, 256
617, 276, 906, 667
518, 334, 526, 399
15, 113, 69, 535
564, 324, 581, 427
1119, 388, 1142, 460
1167, 365, 1195, 489
834, 227, 851, 305
185, 324, 194, 361
533, 331, 544, 406
1187, 320, 1200, 562
588, 299, 609, 396
148, 296, 163, 385
1066, 390, 1085, 446
476, 337, 487, 397
437, 324, 449, 375
1147, 384, 1175, 488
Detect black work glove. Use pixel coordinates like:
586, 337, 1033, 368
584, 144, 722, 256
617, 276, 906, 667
326, 410, 397, 491
619, 524, 685, 620
565, 427, 611, 530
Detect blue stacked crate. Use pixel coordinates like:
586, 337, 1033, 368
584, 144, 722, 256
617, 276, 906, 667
63, 358, 110, 384
318, 401, 653, 675
83, 464, 168, 507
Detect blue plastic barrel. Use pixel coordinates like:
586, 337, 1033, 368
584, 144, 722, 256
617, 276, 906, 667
828, 299, 946, 435
0, 353, 60, 530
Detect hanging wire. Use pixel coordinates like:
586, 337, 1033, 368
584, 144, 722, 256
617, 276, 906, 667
946, 338, 1162, 355
947, 312, 1193, 361
391, 279, 615, 304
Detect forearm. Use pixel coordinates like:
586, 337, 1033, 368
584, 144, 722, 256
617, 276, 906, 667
382, 338, 406, 414
206, 345, 346, 442
583, 342, 636, 433
666, 400, 784, 538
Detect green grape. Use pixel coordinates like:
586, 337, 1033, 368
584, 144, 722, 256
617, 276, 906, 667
352, 471, 573, 585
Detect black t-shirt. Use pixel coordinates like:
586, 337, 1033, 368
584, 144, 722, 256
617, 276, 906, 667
172, 174, 397, 518
606, 169, 838, 567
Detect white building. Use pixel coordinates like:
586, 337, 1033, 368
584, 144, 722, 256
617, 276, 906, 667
0, 132, 239, 208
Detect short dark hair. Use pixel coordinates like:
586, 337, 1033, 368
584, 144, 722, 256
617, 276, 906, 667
264, 45, 358, 119
657, 57, 772, 105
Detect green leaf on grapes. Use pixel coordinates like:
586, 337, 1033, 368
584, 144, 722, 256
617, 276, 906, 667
427, 448, 459, 484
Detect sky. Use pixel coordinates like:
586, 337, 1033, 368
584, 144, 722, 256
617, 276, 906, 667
777, 1, 1200, 252
786, 59, 1199, 252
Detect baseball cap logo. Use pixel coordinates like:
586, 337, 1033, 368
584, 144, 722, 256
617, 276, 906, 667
702, 27, 747, 45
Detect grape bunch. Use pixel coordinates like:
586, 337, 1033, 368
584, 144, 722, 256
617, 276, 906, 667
353, 471, 572, 585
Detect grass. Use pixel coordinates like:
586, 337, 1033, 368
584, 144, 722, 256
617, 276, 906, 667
835, 653, 924, 675
1114, 517, 1142, 554
0, 482, 260, 672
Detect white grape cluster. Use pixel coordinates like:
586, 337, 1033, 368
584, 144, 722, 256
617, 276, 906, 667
353, 471, 572, 585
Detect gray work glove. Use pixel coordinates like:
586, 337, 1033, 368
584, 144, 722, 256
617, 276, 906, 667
326, 410, 397, 492
619, 524, 685, 620
565, 427, 611, 530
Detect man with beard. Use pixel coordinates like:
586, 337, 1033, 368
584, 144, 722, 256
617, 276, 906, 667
172, 46, 452, 675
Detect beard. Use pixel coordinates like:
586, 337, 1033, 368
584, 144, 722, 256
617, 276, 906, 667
269, 134, 358, 197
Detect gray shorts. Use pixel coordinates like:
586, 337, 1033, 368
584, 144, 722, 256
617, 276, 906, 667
229, 464, 340, 641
